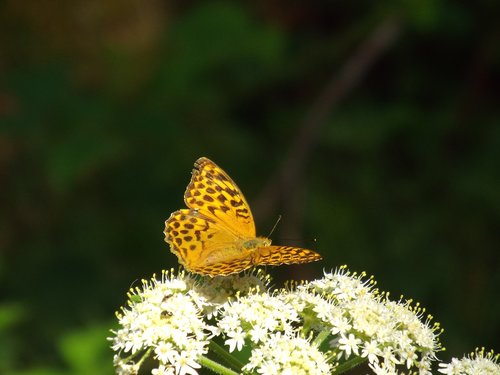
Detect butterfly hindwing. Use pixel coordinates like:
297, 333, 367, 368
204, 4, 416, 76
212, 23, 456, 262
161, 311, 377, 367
165, 208, 253, 273
189, 258, 254, 277
254, 245, 322, 266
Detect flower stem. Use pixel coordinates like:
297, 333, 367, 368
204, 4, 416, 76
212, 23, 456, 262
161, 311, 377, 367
209, 340, 245, 370
199, 355, 240, 375
334, 356, 366, 374
313, 329, 331, 347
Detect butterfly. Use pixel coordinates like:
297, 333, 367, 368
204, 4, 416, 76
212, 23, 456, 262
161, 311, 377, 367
164, 157, 321, 277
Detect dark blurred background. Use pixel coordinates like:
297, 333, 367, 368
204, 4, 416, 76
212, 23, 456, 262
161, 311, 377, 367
1, 1, 499, 374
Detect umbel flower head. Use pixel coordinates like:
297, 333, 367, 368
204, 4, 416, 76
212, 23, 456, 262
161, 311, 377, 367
438, 348, 500, 375
109, 266, 459, 374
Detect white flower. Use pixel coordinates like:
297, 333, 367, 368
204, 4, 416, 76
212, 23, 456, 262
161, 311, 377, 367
152, 364, 175, 375
110, 270, 211, 375
173, 350, 201, 375
155, 341, 175, 364
191, 269, 272, 317
217, 289, 299, 350
338, 333, 361, 358
438, 357, 463, 375
438, 348, 500, 375
111, 266, 447, 375
113, 355, 140, 375
381, 346, 400, 367
243, 332, 332, 375
330, 315, 352, 335
256, 361, 280, 374
225, 327, 246, 352
369, 360, 398, 374
218, 313, 241, 333
249, 324, 268, 343
293, 268, 441, 372
362, 340, 381, 364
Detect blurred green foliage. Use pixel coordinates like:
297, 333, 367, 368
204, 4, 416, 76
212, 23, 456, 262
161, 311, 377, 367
1, 1, 499, 373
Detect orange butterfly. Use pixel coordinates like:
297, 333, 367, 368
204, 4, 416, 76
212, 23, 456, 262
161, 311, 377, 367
164, 157, 321, 276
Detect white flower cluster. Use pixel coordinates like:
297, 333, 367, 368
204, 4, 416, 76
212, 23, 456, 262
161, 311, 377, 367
288, 267, 443, 374
217, 288, 332, 374
243, 332, 332, 375
110, 270, 212, 375
216, 267, 442, 374
438, 348, 500, 375
110, 267, 445, 375
189, 268, 271, 318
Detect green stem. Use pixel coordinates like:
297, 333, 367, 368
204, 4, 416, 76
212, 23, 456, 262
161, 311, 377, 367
334, 356, 366, 374
209, 340, 245, 371
313, 329, 331, 347
199, 355, 240, 375
121, 350, 141, 363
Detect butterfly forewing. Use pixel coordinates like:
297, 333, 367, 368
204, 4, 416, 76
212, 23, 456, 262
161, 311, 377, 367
183, 157, 256, 238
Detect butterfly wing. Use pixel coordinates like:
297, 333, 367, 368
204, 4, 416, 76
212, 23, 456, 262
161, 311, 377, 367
191, 257, 254, 277
183, 157, 256, 239
254, 245, 322, 266
164, 209, 255, 276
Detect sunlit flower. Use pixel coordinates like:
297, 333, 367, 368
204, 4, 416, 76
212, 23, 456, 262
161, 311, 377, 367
110, 266, 451, 374
152, 364, 175, 375
225, 327, 246, 352
173, 350, 201, 375
113, 355, 140, 375
287, 267, 442, 373
154, 341, 175, 364
338, 333, 362, 358
243, 332, 332, 375
361, 340, 381, 364
217, 287, 300, 351
110, 270, 212, 375
438, 348, 500, 375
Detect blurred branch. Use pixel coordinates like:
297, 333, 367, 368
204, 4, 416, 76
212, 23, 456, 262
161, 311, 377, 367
255, 14, 402, 240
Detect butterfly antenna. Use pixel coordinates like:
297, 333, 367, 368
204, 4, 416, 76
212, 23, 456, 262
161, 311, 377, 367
267, 215, 282, 237
129, 279, 139, 290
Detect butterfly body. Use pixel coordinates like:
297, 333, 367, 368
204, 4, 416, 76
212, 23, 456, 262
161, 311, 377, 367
241, 237, 271, 250
164, 157, 321, 277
